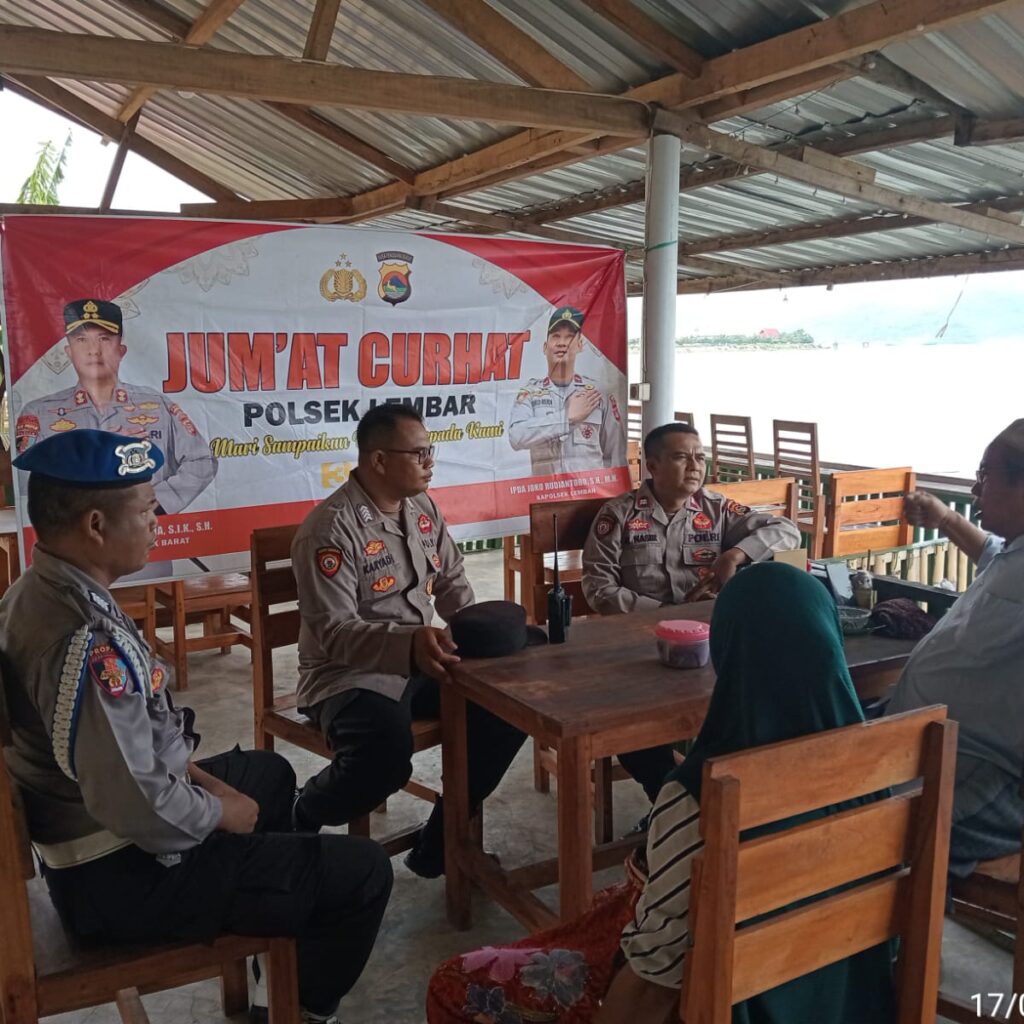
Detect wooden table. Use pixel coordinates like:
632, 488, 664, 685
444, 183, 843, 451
441, 603, 917, 931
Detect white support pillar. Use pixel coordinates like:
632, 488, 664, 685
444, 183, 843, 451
640, 132, 680, 442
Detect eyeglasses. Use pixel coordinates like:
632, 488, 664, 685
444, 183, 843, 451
384, 446, 436, 465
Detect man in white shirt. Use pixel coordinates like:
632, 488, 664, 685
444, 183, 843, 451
887, 419, 1024, 876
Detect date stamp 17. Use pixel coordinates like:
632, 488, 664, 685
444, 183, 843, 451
972, 994, 1024, 1019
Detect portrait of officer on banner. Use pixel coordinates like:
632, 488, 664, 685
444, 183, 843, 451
508, 305, 627, 476
13, 298, 217, 515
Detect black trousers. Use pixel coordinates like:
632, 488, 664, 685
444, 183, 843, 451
296, 675, 527, 870
44, 747, 392, 1017
617, 744, 678, 804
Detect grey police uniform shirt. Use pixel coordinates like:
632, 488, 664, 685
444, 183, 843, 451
509, 373, 627, 475
0, 548, 220, 855
15, 382, 217, 514
582, 481, 803, 615
292, 474, 475, 711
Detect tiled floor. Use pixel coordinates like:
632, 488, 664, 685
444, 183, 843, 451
41, 550, 1011, 1022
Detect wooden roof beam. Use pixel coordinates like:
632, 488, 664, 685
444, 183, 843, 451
655, 108, 1024, 246
659, 0, 1017, 111
118, 0, 251, 122
304, 0, 343, 61
110, 0, 416, 184
580, 0, 703, 78
677, 194, 1024, 257
519, 113, 956, 228
663, 245, 1024, 294
0, 26, 652, 135
3, 75, 239, 202
419, 0, 592, 91
957, 115, 1024, 146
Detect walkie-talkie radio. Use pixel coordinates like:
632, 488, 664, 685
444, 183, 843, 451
547, 512, 572, 644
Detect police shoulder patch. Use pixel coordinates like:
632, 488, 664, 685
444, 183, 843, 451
725, 499, 751, 516
595, 516, 615, 538
317, 547, 343, 578
89, 644, 130, 698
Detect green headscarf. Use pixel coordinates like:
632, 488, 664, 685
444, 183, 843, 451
671, 562, 895, 1024
676, 560, 864, 800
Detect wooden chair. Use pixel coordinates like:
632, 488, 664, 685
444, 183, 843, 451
773, 419, 824, 557
153, 573, 254, 691
823, 467, 916, 559
712, 476, 798, 522
683, 705, 956, 1024
710, 414, 756, 483
526, 498, 630, 842
112, 584, 157, 646
0, 668, 301, 1024
250, 524, 443, 855
939, 831, 1024, 1023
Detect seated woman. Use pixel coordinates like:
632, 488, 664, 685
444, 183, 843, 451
426, 563, 895, 1024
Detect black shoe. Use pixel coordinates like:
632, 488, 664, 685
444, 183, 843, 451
403, 843, 445, 879
622, 812, 651, 839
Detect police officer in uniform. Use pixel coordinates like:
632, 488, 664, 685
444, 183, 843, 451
581, 422, 802, 808
291, 404, 527, 878
509, 306, 627, 475
583, 422, 802, 615
0, 430, 391, 1024
14, 299, 216, 514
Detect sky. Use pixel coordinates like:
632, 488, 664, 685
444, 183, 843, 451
3, 87, 1024, 347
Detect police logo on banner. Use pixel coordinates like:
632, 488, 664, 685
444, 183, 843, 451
376, 250, 413, 306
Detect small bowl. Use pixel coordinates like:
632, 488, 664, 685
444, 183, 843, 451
839, 606, 872, 636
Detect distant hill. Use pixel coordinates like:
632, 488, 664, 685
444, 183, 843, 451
627, 328, 815, 350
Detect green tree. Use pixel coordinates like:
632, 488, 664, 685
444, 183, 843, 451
16, 131, 73, 205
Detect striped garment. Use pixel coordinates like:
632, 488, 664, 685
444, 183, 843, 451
619, 779, 703, 989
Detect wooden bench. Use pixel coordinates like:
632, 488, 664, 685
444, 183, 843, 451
683, 706, 956, 1023
0, 667, 300, 1024
250, 524, 444, 854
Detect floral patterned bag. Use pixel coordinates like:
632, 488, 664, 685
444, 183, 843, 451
426, 873, 642, 1024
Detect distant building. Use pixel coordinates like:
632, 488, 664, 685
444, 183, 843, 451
758, 327, 781, 338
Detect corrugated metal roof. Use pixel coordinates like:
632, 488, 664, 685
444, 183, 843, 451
4, 0, 1024, 288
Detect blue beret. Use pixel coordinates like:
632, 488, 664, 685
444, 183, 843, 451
547, 306, 585, 333
13, 429, 165, 487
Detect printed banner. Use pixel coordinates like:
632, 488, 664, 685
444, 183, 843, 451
0, 216, 628, 581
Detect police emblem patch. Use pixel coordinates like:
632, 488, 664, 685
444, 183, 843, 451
151, 665, 165, 692
317, 547, 342, 578
725, 500, 751, 516
15, 415, 40, 454
418, 513, 433, 534
635, 495, 651, 510
596, 516, 614, 538
89, 645, 129, 698
357, 503, 374, 524
364, 539, 386, 556
627, 518, 651, 532
693, 548, 718, 564
610, 396, 621, 422
115, 441, 157, 476
372, 575, 396, 593
431, 553, 442, 570
115, 389, 129, 404
580, 424, 594, 439
51, 418, 77, 432
692, 512, 713, 532
74, 389, 88, 407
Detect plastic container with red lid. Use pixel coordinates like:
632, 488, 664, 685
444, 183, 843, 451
655, 619, 711, 669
